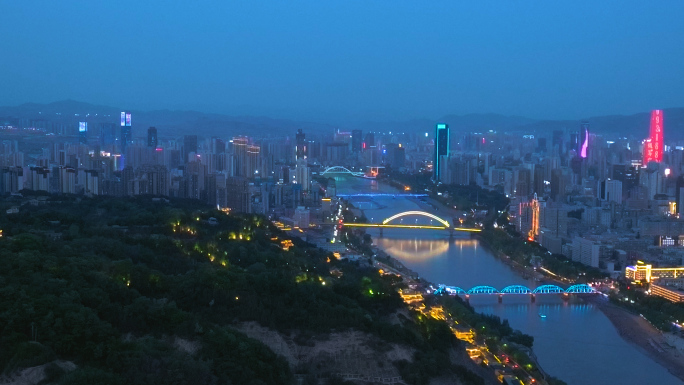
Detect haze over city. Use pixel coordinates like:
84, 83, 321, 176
3, 2, 684, 385
3, 1, 684, 121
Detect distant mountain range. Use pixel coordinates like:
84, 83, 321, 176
1, 100, 682, 140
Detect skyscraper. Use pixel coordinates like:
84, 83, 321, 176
364, 132, 375, 148
232, 137, 248, 176
578, 122, 589, 159
644, 110, 664, 164
351, 129, 363, 152
295, 129, 307, 161
183, 135, 198, 162
147, 127, 158, 148
78, 122, 87, 144
434, 123, 449, 181
120, 111, 132, 152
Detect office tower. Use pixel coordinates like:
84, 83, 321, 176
78, 122, 87, 144
552, 130, 563, 156
550, 169, 567, 202
537, 137, 547, 153
364, 132, 375, 148
644, 110, 664, 164
232, 136, 248, 176
211, 137, 225, 154
185, 159, 206, 200
598, 179, 623, 204
451, 157, 472, 186
245, 145, 261, 178
578, 122, 589, 159
295, 158, 310, 191
120, 111, 132, 152
100, 123, 117, 148
434, 123, 449, 181
147, 127, 158, 148
389, 144, 405, 169
226, 176, 251, 213
533, 165, 546, 195
295, 129, 307, 160
183, 135, 198, 162
351, 129, 363, 152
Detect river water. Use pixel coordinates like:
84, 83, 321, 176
335, 176, 681, 385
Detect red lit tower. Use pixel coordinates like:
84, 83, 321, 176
643, 110, 663, 165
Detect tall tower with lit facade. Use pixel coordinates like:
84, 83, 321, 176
295, 129, 307, 161
433, 123, 449, 181
120, 111, 132, 152
578, 122, 589, 159
644, 110, 664, 165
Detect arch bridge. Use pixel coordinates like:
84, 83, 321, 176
342, 210, 481, 233
320, 166, 365, 177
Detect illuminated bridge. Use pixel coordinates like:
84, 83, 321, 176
342, 210, 481, 233
319, 166, 365, 177
337, 193, 429, 198
434, 284, 597, 303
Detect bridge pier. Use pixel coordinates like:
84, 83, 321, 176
464, 294, 470, 305
379, 228, 383, 237
449, 228, 454, 238
498, 294, 503, 303
530, 294, 536, 303
562, 293, 570, 301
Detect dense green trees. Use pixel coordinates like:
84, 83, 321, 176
0, 195, 474, 384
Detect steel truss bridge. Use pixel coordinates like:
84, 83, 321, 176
342, 210, 482, 233
435, 284, 597, 302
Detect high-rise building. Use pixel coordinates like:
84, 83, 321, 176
211, 137, 225, 154
552, 130, 564, 156
232, 136, 248, 176
226, 176, 251, 213
364, 132, 375, 148
644, 110, 664, 164
120, 111, 132, 152
183, 135, 198, 162
78, 122, 87, 144
578, 122, 589, 159
295, 129, 307, 160
245, 145, 261, 178
147, 127, 158, 148
351, 130, 363, 152
434, 123, 449, 181
598, 179, 623, 204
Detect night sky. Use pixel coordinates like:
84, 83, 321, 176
2, 1, 683, 120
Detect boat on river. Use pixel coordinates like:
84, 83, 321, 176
539, 313, 547, 319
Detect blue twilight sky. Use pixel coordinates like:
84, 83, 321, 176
2, 1, 684, 121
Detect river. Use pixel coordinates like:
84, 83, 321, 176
335, 175, 681, 385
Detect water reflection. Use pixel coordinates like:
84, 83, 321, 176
375, 238, 477, 261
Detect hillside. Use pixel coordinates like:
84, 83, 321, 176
0, 194, 489, 385
1, 100, 682, 140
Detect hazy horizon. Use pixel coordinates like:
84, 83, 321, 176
3, 1, 684, 122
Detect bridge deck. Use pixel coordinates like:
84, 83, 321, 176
342, 223, 481, 232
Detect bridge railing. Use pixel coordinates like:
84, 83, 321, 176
435, 284, 596, 295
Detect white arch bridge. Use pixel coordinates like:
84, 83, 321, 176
319, 166, 365, 177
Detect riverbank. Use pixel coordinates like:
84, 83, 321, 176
585, 295, 684, 382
